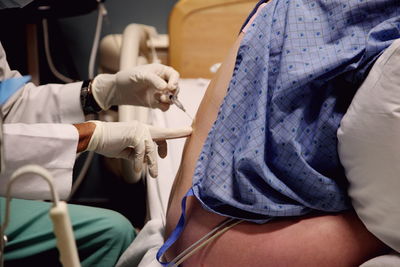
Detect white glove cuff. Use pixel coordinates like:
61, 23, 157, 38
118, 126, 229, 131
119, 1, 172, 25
92, 74, 117, 110
86, 121, 103, 152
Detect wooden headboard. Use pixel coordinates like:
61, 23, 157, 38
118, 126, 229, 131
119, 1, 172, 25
168, 0, 259, 78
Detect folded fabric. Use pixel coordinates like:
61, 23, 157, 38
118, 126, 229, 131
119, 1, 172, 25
192, 0, 400, 223
338, 39, 400, 252
116, 219, 164, 267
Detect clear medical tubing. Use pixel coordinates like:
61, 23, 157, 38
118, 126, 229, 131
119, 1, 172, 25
167, 218, 243, 267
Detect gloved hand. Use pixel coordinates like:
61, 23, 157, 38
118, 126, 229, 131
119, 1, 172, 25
85, 120, 192, 178
91, 63, 180, 111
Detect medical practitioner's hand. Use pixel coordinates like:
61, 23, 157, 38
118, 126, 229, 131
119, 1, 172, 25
83, 120, 191, 178
91, 63, 180, 111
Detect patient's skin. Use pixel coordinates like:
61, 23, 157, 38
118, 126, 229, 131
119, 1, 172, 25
165, 33, 389, 266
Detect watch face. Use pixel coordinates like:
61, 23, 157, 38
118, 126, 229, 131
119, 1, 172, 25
81, 81, 101, 115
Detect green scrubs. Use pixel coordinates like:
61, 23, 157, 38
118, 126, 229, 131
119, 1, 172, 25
0, 197, 136, 267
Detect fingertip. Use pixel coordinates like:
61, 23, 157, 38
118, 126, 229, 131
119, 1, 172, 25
167, 80, 179, 90
159, 93, 170, 103
181, 126, 193, 136
145, 139, 158, 178
158, 103, 170, 111
147, 157, 158, 178
157, 140, 168, 158
165, 67, 179, 86
149, 166, 158, 178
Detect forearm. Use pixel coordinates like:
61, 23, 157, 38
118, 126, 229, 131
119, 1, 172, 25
73, 122, 96, 153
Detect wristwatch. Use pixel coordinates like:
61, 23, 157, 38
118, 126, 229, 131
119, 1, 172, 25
80, 79, 102, 115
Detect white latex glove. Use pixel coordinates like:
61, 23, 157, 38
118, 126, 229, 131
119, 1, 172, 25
86, 121, 192, 178
91, 63, 180, 111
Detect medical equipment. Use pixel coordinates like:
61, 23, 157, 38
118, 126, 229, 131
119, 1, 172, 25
168, 91, 185, 112
163, 217, 243, 267
0, 165, 80, 267
167, 90, 193, 121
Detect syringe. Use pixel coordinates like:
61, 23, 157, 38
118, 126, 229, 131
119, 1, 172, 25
168, 91, 193, 121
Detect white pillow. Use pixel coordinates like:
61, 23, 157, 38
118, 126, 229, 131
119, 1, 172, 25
337, 39, 400, 252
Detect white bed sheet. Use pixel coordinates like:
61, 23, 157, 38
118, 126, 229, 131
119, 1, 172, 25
116, 78, 209, 267
146, 78, 209, 222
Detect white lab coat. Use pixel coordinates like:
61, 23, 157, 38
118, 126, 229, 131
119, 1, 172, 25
0, 42, 84, 200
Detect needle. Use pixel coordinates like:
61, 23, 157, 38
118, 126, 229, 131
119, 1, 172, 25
169, 93, 193, 121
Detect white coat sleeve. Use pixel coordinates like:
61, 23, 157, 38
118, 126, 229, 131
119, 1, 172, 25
0, 123, 79, 200
0, 42, 82, 200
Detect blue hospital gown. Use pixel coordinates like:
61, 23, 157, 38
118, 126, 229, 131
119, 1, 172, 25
192, 0, 400, 223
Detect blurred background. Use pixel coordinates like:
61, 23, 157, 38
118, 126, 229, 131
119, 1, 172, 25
0, 0, 177, 83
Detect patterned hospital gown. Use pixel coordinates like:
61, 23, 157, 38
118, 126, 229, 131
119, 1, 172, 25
192, 0, 400, 223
